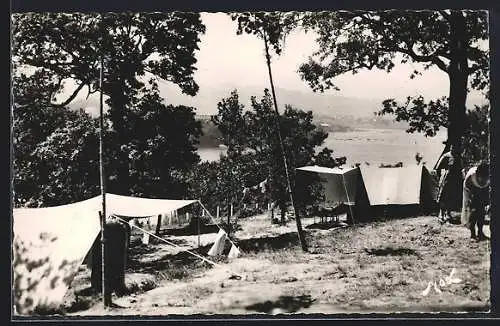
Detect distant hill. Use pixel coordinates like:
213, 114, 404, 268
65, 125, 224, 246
156, 83, 387, 118
69, 83, 488, 133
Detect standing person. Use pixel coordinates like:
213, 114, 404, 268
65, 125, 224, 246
435, 145, 461, 224
462, 161, 490, 241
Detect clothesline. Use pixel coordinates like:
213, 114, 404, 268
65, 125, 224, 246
114, 216, 244, 279
197, 201, 244, 255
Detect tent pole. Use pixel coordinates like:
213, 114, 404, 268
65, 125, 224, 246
341, 173, 356, 226
98, 52, 111, 307
262, 30, 307, 252
227, 203, 231, 237
197, 203, 201, 249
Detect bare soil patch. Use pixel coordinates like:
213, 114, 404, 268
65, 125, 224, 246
63, 213, 490, 315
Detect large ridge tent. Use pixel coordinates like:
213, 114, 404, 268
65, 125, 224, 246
359, 165, 437, 216
296, 166, 371, 223
12, 193, 200, 315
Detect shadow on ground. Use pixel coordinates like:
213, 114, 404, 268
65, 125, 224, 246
364, 246, 420, 257
237, 232, 303, 253
126, 243, 215, 278
305, 221, 347, 230
129, 236, 190, 252
161, 223, 220, 236
246, 294, 315, 313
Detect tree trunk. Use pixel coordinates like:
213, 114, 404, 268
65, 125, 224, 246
263, 32, 308, 252
447, 10, 469, 210
448, 11, 469, 156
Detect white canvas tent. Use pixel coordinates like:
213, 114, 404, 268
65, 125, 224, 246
360, 165, 435, 206
359, 165, 437, 216
296, 166, 371, 222
12, 193, 199, 315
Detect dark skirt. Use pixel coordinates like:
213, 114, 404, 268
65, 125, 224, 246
437, 170, 461, 209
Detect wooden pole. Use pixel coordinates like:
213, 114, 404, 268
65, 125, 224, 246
155, 214, 162, 235
99, 53, 111, 307
262, 31, 308, 252
197, 207, 201, 249
227, 204, 232, 237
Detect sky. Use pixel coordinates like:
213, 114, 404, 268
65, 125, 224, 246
192, 12, 452, 100
62, 12, 487, 115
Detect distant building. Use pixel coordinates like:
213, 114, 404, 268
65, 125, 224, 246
196, 114, 215, 122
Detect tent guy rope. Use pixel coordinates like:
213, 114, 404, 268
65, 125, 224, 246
114, 216, 244, 279
197, 201, 244, 254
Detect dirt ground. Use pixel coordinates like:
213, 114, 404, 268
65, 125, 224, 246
64, 212, 491, 316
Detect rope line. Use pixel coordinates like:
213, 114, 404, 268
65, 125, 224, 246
197, 201, 245, 254
115, 216, 244, 278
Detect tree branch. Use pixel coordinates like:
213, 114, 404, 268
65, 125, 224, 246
85, 84, 99, 99
468, 63, 488, 74
49, 81, 87, 108
134, 34, 143, 52
439, 10, 452, 21
48, 77, 64, 102
388, 45, 449, 73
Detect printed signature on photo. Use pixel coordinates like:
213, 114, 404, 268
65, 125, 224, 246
421, 268, 463, 296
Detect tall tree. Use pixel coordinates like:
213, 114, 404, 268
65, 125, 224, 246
12, 69, 202, 206
12, 12, 206, 194
295, 10, 488, 163
124, 87, 202, 199
13, 105, 101, 207
245, 90, 333, 222
231, 12, 309, 251
211, 90, 248, 157
189, 89, 341, 224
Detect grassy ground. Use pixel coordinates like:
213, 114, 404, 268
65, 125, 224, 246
64, 213, 490, 315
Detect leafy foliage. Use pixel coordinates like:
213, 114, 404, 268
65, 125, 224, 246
192, 89, 345, 218
230, 12, 300, 55
13, 98, 202, 207
230, 11, 489, 165
296, 11, 488, 94
13, 98, 100, 207
211, 90, 248, 156
462, 104, 489, 169
314, 147, 347, 168
12, 12, 206, 103
189, 153, 267, 215
12, 13, 206, 206
378, 96, 489, 167
111, 88, 202, 199
378, 96, 449, 137
12, 13, 206, 190
296, 10, 489, 161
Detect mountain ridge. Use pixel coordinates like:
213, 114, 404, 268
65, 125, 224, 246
69, 83, 488, 122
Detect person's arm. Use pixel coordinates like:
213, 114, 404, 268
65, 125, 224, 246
435, 153, 449, 177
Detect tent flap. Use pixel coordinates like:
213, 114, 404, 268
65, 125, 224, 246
12, 193, 199, 314
360, 165, 431, 206
104, 194, 197, 218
